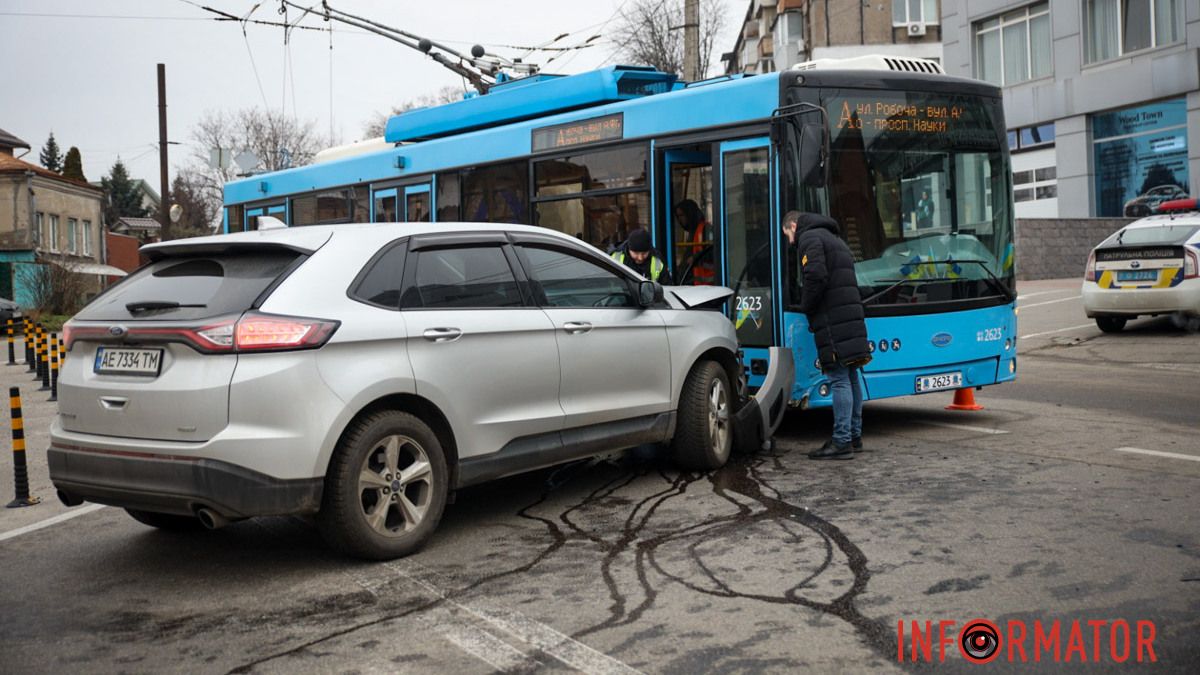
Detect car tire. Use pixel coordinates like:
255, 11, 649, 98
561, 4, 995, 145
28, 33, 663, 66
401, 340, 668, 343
317, 410, 448, 560
1096, 317, 1127, 333
125, 508, 206, 531
672, 360, 733, 471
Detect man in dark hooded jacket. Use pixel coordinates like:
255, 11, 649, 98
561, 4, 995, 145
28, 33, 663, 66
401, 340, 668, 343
792, 212, 872, 459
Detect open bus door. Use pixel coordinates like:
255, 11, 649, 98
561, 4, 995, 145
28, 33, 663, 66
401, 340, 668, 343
662, 149, 717, 285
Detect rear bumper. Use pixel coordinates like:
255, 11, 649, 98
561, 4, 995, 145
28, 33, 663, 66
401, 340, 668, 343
1082, 280, 1200, 317
48, 442, 323, 518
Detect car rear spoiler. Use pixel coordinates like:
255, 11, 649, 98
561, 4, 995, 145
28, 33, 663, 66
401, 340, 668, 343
141, 230, 333, 261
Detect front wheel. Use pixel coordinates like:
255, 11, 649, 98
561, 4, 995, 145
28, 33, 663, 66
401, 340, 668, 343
1096, 316, 1127, 333
672, 360, 733, 470
317, 410, 449, 560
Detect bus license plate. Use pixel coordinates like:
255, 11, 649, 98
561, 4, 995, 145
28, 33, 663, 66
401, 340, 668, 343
916, 371, 962, 393
1116, 270, 1157, 282
94, 347, 163, 376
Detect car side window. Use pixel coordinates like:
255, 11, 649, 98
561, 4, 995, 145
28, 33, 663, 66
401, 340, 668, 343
518, 245, 636, 308
351, 242, 407, 309
403, 245, 523, 309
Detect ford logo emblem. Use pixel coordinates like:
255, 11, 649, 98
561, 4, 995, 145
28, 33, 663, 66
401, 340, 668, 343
1130, 260, 1141, 268
931, 332, 953, 347
109, 325, 127, 337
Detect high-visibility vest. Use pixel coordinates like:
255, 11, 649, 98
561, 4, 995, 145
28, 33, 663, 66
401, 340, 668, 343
611, 251, 665, 282
690, 221, 715, 284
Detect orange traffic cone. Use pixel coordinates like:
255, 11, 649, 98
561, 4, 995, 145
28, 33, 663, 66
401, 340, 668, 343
946, 387, 984, 411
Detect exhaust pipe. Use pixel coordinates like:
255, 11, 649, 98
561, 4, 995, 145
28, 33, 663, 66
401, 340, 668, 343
196, 507, 230, 530
57, 489, 84, 507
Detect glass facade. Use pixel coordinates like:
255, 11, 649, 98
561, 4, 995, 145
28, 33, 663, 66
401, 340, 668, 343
1092, 98, 1190, 217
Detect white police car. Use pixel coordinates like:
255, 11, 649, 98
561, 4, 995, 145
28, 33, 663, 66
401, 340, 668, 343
1082, 198, 1200, 332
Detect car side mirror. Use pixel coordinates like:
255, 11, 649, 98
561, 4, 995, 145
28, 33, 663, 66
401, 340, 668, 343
638, 280, 663, 307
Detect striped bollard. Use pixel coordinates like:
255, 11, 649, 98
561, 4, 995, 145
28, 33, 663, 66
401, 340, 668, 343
25, 321, 35, 372
6, 387, 41, 508
39, 329, 50, 391
34, 326, 44, 381
49, 334, 59, 402
6, 318, 14, 365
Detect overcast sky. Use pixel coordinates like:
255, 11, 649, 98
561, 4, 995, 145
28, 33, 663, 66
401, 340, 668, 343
1, 0, 741, 190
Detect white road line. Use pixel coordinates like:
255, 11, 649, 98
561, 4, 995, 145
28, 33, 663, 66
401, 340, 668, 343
431, 610, 540, 673
0, 504, 106, 543
1020, 323, 1096, 339
1113, 447, 1200, 463
917, 420, 1009, 435
386, 562, 642, 675
1016, 289, 1071, 300
1019, 294, 1082, 309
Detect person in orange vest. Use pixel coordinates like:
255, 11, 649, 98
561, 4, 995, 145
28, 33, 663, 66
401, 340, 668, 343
674, 199, 715, 285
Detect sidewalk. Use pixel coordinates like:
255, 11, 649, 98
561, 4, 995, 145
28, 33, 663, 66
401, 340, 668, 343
0, 337, 71, 534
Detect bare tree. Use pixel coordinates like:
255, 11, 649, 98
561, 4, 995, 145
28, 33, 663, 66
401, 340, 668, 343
183, 108, 324, 229
610, 0, 727, 78
363, 85, 464, 138
23, 262, 88, 315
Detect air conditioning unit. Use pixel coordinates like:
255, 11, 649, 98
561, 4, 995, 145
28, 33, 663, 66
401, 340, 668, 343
907, 22, 927, 37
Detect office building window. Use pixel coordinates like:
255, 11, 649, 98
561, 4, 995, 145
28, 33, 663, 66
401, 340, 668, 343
1008, 122, 1056, 151
67, 218, 78, 253
48, 215, 59, 252
893, 0, 940, 25
83, 220, 93, 255
974, 2, 1051, 86
1085, 0, 1184, 63
1013, 166, 1057, 202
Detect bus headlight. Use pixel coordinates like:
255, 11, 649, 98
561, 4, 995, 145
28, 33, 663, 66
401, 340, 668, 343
818, 382, 830, 397
1004, 338, 1012, 351
1009, 360, 1016, 374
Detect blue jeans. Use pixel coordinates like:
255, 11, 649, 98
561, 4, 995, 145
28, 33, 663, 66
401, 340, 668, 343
827, 364, 862, 446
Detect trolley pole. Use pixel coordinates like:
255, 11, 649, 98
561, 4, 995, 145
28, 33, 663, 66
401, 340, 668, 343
6, 387, 41, 508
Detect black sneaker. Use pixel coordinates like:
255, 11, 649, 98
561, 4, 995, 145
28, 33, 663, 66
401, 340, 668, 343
808, 439, 854, 460
852, 437, 865, 453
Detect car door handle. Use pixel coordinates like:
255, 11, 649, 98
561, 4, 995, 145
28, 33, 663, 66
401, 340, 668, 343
422, 327, 463, 343
562, 321, 593, 334
99, 396, 128, 410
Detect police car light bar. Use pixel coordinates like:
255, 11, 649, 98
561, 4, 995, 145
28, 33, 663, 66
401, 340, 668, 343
1157, 198, 1198, 213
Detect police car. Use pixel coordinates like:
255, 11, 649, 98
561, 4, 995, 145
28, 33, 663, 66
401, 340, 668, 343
1082, 198, 1200, 332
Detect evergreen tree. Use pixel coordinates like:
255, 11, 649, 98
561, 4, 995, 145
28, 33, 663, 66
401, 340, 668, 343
166, 171, 218, 239
40, 132, 63, 173
100, 159, 149, 225
62, 147, 86, 182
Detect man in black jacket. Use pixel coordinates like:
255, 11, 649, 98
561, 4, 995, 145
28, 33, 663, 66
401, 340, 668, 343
792, 212, 872, 460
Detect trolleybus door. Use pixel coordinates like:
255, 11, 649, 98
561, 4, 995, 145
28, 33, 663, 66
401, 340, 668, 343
718, 138, 778, 388
372, 187, 399, 222
662, 149, 717, 285
404, 183, 432, 222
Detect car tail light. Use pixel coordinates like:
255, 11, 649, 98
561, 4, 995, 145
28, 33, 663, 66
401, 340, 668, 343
1186, 248, 1199, 279
234, 313, 338, 351
1084, 251, 1097, 282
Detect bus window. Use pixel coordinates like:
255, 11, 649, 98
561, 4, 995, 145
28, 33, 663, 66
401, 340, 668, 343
723, 145, 773, 346
533, 144, 649, 250
436, 172, 460, 221
292, 189, 354, 225
665, 148, 715, 285
461, 160, 529, 223
374, 190, 399, 222
406, 190, 431, 222
534, 192, 649, 252
225, 204, 245, 233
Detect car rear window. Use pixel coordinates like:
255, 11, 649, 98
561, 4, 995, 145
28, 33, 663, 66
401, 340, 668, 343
76, 251, 302, 321
1111, 225, 1200, 246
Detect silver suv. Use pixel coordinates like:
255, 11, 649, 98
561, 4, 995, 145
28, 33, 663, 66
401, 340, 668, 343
50, 223, 790, 559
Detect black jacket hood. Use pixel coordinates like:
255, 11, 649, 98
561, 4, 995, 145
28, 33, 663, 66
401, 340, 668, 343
796, 213, 840, 236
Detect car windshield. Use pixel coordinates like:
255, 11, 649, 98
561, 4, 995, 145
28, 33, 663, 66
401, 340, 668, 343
1111, 225, 1200, 246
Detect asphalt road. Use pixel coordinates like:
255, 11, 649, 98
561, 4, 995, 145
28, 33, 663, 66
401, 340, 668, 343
1, 280, 1197, 674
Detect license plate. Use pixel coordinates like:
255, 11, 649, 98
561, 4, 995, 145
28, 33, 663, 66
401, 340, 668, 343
94, 347, 163, 376
916, 371, 962, 393
1116, 270, 1157, 281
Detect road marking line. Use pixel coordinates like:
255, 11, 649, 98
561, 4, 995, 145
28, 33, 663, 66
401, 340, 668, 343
386, 562, 642, 675
917, 420, 1009, 435
432, 610, 540, 673
1020, 294, 1082, 309
1113, 447, 1200, 463
0, 504, 106, 543
1020, 323, 1095, 339
1016, 290, 1070, 300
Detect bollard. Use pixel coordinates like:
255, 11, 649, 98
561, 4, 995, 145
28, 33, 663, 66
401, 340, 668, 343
6, 387, 41, 508
38, 329, 50, 391
6, 318, 14, 365
25, 321, 35, 372
49, 334, 59, 402
34, 326, 44, 381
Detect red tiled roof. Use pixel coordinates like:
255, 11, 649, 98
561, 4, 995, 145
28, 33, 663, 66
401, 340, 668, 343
0, 153, 99, 191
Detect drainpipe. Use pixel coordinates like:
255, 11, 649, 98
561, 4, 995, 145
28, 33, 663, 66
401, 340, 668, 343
26, 171, 36, 250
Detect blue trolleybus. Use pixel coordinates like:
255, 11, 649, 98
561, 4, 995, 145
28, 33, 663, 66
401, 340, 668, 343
223, 55, 1018, 409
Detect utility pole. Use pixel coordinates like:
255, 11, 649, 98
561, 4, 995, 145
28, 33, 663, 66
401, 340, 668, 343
684, 0, 700, 82
157, 63, 170, 241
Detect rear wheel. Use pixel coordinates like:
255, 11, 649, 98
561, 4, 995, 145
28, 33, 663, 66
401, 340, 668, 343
125, 509, 205, 531
672, 360, 733, 471
318, 410, 448, 560
1096, 316, 1127, 333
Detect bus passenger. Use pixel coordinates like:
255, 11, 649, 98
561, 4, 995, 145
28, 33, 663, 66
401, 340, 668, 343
675, 199, 714, 285
793, 213, 872, 460
611, 229, 668, 283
